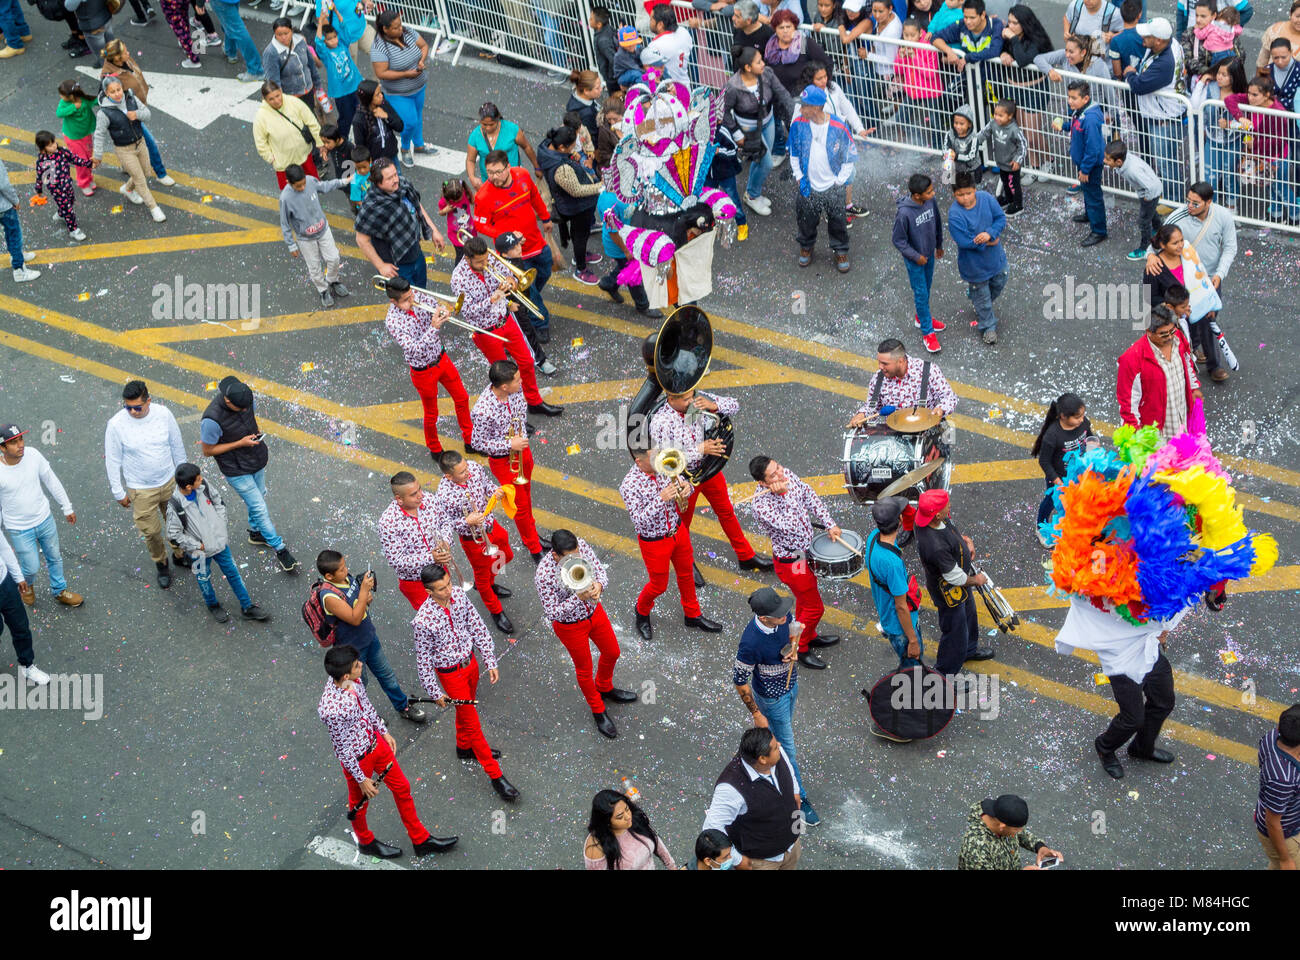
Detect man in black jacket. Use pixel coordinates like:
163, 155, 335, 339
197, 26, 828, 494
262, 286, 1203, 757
199, 376, 299, 572
914, 489, 994, 683
588, 5, 619, 93
702, 727, 804, 869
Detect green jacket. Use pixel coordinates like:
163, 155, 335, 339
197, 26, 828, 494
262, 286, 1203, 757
957, 802, 1045, 870
57, 98, 97, 141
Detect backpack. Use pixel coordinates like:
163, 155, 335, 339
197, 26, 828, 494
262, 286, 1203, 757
302, 580, 345, 647
32, 0, 67, 22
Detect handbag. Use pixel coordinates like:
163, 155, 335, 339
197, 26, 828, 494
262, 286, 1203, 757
275, 103, 318, 151
867, 538, 922, 613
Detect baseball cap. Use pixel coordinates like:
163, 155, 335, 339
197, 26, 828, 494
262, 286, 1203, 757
981, 794, 1030, 828
914, 488, 949, 527
748, 586, 794, 618
871, 495, 907, 529
842, 0, 865, 11
0, 424, 28, 443
494, 231, 524, 254
618, 25, 640, 47
800, 84, 827, 106
1135, 17, 1172, 40
218, 375, 254, 410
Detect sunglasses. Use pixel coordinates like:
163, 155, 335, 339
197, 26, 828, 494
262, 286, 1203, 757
123, 402, 147, 411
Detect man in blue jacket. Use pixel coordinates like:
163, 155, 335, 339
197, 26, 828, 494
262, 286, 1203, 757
948, 172, 1007, 345
930, 0, 1004, 71
1066, 79, 1108, 246
1122, 18, 1186, 202
789, 85, 857, 273
892, 172, 946, 354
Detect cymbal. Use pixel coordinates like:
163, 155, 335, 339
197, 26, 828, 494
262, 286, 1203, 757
886, 406, 944, 433
878, 458, 946, 499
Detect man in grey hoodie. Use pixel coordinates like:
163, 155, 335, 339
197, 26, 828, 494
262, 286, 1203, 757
279, 163, 353, 307
165, 463, 269, 623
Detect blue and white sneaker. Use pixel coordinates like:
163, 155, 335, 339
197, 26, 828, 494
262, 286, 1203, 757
800, 798, 821, 827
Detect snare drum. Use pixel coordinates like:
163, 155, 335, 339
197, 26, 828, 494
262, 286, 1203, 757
808, 529, 865, 580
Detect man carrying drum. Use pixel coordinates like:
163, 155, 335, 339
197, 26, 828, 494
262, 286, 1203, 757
848, 338, 959, 425
746, 455, 843, 671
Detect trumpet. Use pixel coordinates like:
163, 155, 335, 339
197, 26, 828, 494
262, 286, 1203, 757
559, 554, 598, 602
653, 446, 693, 510
467, 514, 500, 557
436, 538, 473, 591
455, 225, 545, 321
371, 276, 509, 342
507, 413, 529, 486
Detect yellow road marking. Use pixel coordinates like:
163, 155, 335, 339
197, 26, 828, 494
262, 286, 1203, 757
137, 303, 377, 341
26, 229, 282, 266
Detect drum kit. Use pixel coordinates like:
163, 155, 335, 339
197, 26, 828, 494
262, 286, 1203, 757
842, 406, 952, 509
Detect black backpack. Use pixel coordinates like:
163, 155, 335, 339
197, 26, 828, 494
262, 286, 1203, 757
31, 0, 68, 22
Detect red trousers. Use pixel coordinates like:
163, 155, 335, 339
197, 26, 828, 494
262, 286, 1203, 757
439, 655, 502, 779
774, 555, 823, 651
342, 735, 430, 846
682, 471, 755, 562
398, 578, 428, 610
488, 449, 541, 555
410, 354, 472, 453
472, 316, 543, 406
552, 604, 620, 713
636, 525, 701, 618
275, 155, 317, 190
460, 522, 513, 614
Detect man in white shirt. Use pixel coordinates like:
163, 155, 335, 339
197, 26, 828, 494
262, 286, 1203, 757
642, 5, 695, 84
0, 424, 82, 608
104, 380, 190, 589
0, 528, 49, 686
789, 85, 857, 273
703, 726, 804, 869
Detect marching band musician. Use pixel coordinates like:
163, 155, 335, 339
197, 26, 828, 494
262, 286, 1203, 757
848, 338, 959, 426
746, 456, 843, 670
431, 450, 516, 634
412, 562, 521, 803
450, 233, 563, 421
383, 277, 474, 458
471, 360, 548, 565
379, 470, 458, 611
648, 386, 773, 585
619, 435, 725, 642
534, 529, 639, 740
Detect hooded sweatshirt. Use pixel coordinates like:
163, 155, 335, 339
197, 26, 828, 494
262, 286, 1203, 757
263, 33, 322, 98
165, 480, 230, 560
945, 104, 981, 175
253, 94, 322, 171
92, 79, 151, 159
279, 175, 351, 250
892, 193, 945, 264
977, 118, 1027, 168
1067, 100, 1106, 172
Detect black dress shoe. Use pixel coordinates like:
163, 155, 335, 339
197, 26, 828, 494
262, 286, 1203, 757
684, 615, 723, 632
1081, 232, 1108, 247
358, 839, 403, 859
458, 746, 503, 760
601, 686, 639, 704
738, 555, 774, 572
530, 551, 544, 565
172, 552, 194, 569
809, 633, 841, 648
965, 647, 996, 662
635, 611, 652, 641
492, 583, 513, 599
528, 401, 564, 417
799, 651, 828, 669
692, 562, 706, 587
491, 775, 521, 802
636, 306, 664, 319
1096, 738, 1125, 779
399, 705, 428, 723
413, 835, 458, 855
1071, 211, 1090, 223
1127, 746, 1175, 763
491, 611, 514, 633
593, 711, 618, 738
155, 561, 172, 589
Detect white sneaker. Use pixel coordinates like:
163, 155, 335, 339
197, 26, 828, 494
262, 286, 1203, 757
770, 152, 787, 167
743, 193, 771, 217
157, 174, 176, 186
70, 227, 87, 241
54, 211, 63, 221
13, 266, 40, 282
120, 184, 144, 204
181, 58, 201, 68
150, 205, 167, 222
20, 663, 50, 686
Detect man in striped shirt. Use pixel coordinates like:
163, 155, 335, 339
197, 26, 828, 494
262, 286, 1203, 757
1255, 704, 1300, 870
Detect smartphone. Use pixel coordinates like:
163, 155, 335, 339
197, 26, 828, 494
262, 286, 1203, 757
250, 433, 264, 443
1038, 856, 1061, 869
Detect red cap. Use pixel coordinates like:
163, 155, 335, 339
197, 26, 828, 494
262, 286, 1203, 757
914, 489, 949, 527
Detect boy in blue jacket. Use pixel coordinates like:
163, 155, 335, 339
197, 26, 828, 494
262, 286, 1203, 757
891, 173, 946, 354
948, 172, 1007, 345
1065, 79, 1107, 247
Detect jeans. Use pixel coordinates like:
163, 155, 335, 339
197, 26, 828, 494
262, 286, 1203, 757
360, 636, 410, 712
1036, 479, 1056, 526
886, 628, 924, 668
1080, 165, 1106, 236
743, 116, 776, 200
519, 243, 554, 331
598, 255, 650, 310
225, 469, 284, 551
1, 207, 24, 270
795, 186, 849, 254
0, 575, 34, 667
753, 682, 805, 798
334, 92, 359, 148
772, 115, 788, 159
1202, 137, 1238, 202
397, 254, 428, 288
210, 0, 264, 74
385, 86, 426, 151
193, 546, 252, 610
8, 515, 67, 596
1136, 196, 1160, 250
966, 269, 1008, 332
141, 125, 167, 178
0, 0, 32, 49
1140, 115, 1184, 203
704, 173, 745, 225
534, 8, 568, 69
1188, 314, 1222, 375
1267, 156, 1299, 218
905, 257, 936, 334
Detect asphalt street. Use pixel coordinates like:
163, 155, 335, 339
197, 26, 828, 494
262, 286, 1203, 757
0, 10, 1298, 871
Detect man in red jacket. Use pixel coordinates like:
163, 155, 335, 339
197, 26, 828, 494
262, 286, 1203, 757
1116, 305, 1203, 440
473, 150, 556, 343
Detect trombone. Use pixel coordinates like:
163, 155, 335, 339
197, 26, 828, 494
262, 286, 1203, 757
371, 276, 509, 342
454, 225, 545, 321
652, 446, 693, 511
507, 412, 529, 486
435, 537, 473, 592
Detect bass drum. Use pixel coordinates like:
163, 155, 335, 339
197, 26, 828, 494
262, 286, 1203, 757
842, 425, 923, 506
807, 529, 864, 580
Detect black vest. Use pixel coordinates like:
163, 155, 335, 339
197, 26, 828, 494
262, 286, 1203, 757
716, 753, 800, 859
538, 146, 599, 218
202, 396, 268, 478
101, 92, 145, 147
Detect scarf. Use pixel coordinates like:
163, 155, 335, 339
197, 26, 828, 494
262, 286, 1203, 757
764, 30, 805, 65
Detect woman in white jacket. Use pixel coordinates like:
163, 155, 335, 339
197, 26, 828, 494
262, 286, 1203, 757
253, 81, 324, 189
798, 62, 872, 216
91, 77, 167, 223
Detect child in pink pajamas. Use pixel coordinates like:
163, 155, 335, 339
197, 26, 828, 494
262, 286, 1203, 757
34, 131, 91, 242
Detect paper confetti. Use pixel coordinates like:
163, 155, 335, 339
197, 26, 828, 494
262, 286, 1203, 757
1127, 790, 1139, 799
77, 292, 91, 302
936, 750, 947, 758
1206, 754, 1217, 760
987, 407, 1002, 418
205, 381, 219, 390
0, 138, 8, 145
201, 195, 214, 203
571, 337, 584, 347
110, 205, 123, 214
565, 444, 581, 455
300, 362, 316, 372
1093, 673, 1110, 685
1219, 651, 1238, 665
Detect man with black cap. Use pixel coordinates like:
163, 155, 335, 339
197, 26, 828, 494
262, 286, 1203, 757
199, 376, 299, 573
914, 489, 994, 682
492, 231, 556, 377
864, 495, 922, 669
731, 586, 820, 826
0, 424, 83, 608
958, 794, 1063, 869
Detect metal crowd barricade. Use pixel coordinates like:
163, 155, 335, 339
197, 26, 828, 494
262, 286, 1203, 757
436, 0, 595, 75
1196, 98, 1300, 236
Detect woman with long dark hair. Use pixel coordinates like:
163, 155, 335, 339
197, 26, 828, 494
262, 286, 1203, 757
999, 4, 1054, 170
723, 45, 797, 217
352, 79, 403, 167
1030, 392, 1094, 541
583, 789, 676, 870
1194, 56, 1248, 200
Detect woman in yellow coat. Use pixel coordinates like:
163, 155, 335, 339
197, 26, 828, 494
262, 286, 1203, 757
253, 81, 323, 189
